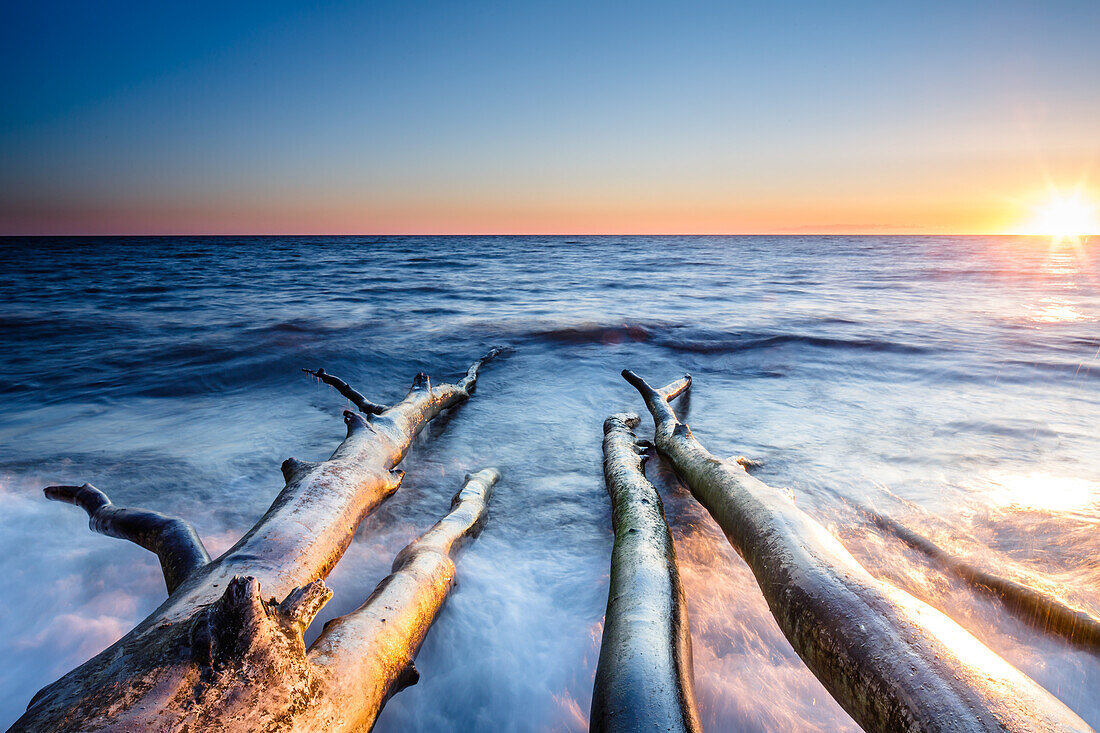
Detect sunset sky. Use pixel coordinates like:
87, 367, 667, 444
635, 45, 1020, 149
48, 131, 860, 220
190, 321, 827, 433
2, 1, 1098, 235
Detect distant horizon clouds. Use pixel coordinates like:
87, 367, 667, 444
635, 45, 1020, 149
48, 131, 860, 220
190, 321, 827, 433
2, 1, 1098, 235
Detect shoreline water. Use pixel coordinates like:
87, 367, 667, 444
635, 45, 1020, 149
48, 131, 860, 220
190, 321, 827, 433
1, 235, 1097, 730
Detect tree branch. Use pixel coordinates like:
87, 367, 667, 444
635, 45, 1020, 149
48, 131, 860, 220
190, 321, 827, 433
16, 355, 505, 732
44, 483, 210, 594
621, 370, 690, 430
303, 367, 386, 415
375, 348, 505, 464
455, 346, 506, 393
308, 468, 501, 731
164, 349, 507, 619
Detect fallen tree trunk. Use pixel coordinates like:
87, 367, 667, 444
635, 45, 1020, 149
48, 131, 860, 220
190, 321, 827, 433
622, 369, 1093, 733
862, 505, 1100, 653
13, 351, 501, 732
590, 414, 701, 733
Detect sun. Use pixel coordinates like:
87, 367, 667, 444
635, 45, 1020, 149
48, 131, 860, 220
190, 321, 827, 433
1020, 192, 1099, 239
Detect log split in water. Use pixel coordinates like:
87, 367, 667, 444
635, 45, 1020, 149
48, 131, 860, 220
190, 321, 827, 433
622, 368, 1094, 733
13, 350, 502, 732
860, 505, 1100, 654
591, 413, 701, 733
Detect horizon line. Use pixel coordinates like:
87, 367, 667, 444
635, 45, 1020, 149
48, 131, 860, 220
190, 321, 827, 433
0, 232, 1059, 238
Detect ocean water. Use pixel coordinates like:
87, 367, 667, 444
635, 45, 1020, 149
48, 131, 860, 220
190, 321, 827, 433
0, 235, 1097, 730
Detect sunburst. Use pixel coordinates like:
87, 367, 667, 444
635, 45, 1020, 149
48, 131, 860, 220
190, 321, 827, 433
1019, 191, 1098, 243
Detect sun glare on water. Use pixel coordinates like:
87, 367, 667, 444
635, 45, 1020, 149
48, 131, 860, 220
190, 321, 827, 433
986, 471, 1099, 514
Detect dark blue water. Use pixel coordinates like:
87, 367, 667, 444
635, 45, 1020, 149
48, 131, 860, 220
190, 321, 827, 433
0, 236, 1097, 730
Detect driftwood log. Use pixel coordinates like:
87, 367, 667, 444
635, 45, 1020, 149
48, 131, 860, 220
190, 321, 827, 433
590, 413, 701, 733
623, 369, 1093, 733
863, 506, 1100, 653
13, 351, 501, 732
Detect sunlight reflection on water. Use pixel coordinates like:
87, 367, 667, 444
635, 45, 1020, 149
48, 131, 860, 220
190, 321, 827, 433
983, 472, 1099, 515
1029, 299, 1090, 323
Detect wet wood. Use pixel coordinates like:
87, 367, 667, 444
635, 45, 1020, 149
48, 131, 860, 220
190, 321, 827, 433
13, 351, 501, 732
864, 506, 1100, 653
591, 413, 701, 733
623, 368, 1093, 733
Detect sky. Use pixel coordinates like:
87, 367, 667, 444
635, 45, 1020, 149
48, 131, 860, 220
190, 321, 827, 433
1, 1, 1098, 235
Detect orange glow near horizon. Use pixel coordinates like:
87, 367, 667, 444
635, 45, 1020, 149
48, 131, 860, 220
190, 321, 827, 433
4, 177, 1099, 237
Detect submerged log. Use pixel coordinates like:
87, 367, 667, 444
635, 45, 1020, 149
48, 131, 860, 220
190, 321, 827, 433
863, 506, 1100, 653
622, 369, 1093, 733
591, 414, 701, 733
13, 351, 502, 732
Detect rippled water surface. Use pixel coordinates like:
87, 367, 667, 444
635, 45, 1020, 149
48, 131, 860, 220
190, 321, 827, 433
0, 235, 1097, 730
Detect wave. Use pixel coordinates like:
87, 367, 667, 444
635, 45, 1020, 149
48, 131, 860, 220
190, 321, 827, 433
998, 359, 1100, 381
517, 322, 926, 355
658, 331, 928, 355
528, 324, 656, 345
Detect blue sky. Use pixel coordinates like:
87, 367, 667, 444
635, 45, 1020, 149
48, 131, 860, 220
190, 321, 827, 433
2, 1, 1098, 233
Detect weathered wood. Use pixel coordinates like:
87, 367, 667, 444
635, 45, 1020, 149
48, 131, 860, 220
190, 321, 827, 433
864, 505, 1100, 653
308, 468, 500, 732
623, 369, 1093, 733
13, 351, 501, 732
591, 413, 701, 733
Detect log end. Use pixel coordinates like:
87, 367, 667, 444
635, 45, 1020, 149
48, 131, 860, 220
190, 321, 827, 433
343, 409, 370, 436
278, 580, 334, 635
281, 457, 319, 483
604, 413, 641, 432
43, 483, 111, 516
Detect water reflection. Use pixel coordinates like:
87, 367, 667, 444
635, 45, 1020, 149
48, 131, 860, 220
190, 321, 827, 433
1042, 240, 1088, 279
1029, 298, 1089, 323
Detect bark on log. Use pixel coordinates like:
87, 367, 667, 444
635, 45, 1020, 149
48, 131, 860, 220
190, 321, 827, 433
863, 506, 1100, 653
623, 369, 1094, 733
591, 413, 701, 733
12, 351, 501, 732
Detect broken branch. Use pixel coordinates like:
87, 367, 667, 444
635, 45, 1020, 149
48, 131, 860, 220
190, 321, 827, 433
303, 366, 386, 415
44, 483, 209, 594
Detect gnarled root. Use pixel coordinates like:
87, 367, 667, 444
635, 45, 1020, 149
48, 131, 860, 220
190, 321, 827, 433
623, 369, 1093, 733
44, 483, 209, 594
864, 506, 1100, 653
14, 352, 502, 732
591, 414, 701, 733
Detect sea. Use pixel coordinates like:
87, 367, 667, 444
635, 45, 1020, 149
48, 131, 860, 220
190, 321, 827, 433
0, 235, 1097, 730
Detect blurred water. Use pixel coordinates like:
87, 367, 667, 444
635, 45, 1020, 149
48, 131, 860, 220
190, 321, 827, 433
0, 235, 1097, 730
